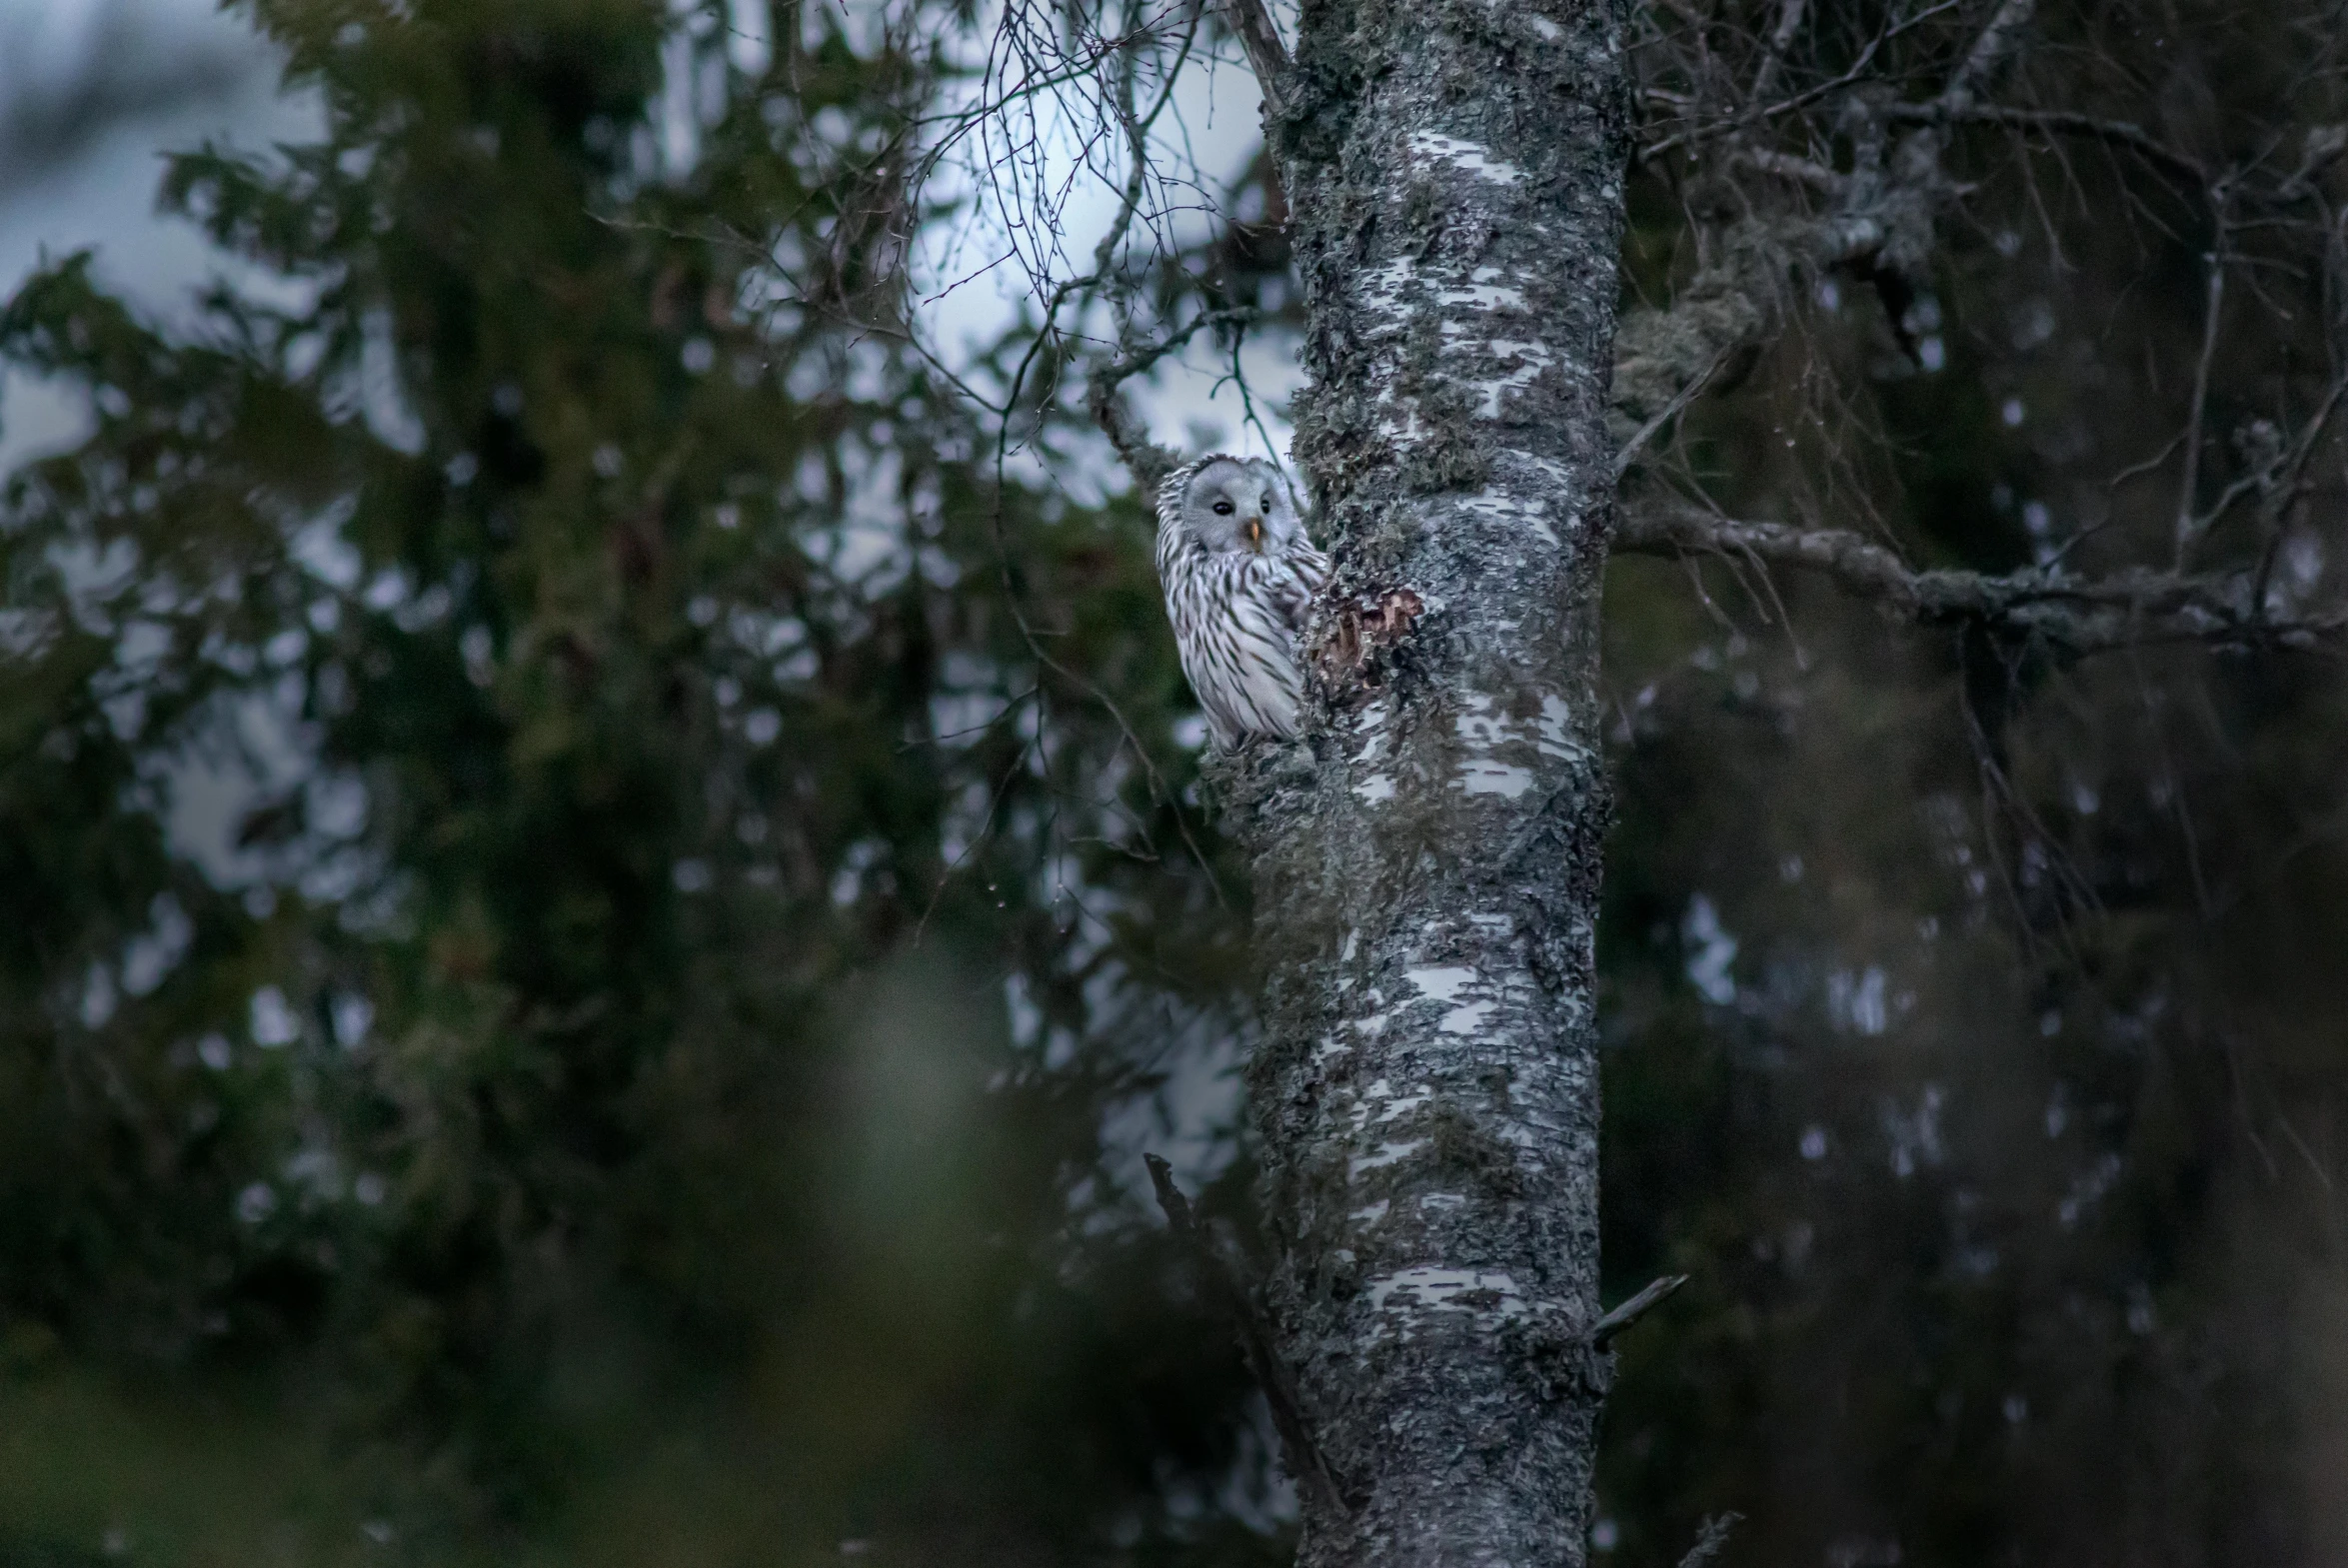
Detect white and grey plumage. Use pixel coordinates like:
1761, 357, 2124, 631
1154, 454, 1328, 748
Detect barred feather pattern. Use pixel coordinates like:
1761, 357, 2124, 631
1154, 456, 1330, 748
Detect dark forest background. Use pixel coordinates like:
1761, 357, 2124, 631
4, 2, 2346, 1566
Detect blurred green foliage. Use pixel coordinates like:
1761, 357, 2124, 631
2, 2, 1265, 1563
3, 2, 2346, 1567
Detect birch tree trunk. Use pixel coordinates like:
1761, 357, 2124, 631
1211, 3, 1634, 1563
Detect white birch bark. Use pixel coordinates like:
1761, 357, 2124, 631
1207, 3, 1635, 1563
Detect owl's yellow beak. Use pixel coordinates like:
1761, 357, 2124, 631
1243, 517, 1263, 551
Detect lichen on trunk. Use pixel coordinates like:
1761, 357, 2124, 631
1204, 1, 1635, 1562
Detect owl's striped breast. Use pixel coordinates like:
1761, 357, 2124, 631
1156, 526, 1321, 748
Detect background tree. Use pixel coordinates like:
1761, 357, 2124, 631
3, 4, 1268, 1562
3, 2, 2347, 1567
1598, 3, 2348, 1562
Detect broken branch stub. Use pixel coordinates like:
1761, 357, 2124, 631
1313, 586, 1426, 693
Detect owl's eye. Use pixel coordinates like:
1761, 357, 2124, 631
1211, 500, 1234, 516
1260, 493, 1273, 512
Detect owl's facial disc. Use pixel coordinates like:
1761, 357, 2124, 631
1207, 485, 1266, 551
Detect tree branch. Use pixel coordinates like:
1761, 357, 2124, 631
1086, 308, 1256, 493
1676, 1512, 1745, 1568
1880, 101, 2209, 186
1612, 497, 2348, 653
1748, 0, 1807, 103
1591, 1273, 1689, 1346
1145, 1153, 1352, 1520
1940, 0, 2036, 112
1215, 0, 1290, 122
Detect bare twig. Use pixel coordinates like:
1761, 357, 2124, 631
1144, 1153, 1351, 1518
1591, 1273, 1689, 1345
2174, 238, 2232, 568
1879, 102, 2209, 186
1614, 342, 1735, 482
1676, 1511, 1745, 1568
1637, 2, 1973, 163
959, 5, 1234, 906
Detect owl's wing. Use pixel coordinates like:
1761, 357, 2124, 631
1266, 541, 1329, 635
1290, 539, 1330, 591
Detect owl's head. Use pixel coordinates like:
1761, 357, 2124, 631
1173, 456, 1301, 557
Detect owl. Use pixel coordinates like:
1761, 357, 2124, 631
1154, 454, 1329, 748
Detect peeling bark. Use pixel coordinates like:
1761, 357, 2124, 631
1203, 3, 1634, 1562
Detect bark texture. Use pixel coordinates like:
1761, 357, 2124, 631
1208, 3, 1634, 1563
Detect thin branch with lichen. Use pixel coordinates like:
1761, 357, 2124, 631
1612, 498, 2348, 654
